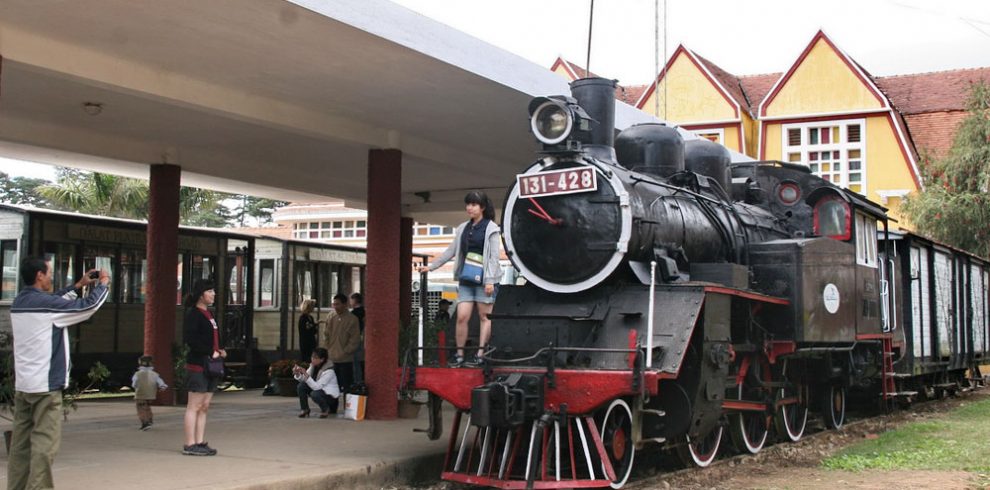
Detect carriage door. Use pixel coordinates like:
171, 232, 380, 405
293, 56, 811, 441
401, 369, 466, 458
224, 239, 252, 350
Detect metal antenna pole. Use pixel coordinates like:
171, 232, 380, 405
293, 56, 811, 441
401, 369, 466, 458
654, 0, 660, 117
586, 0, 594, 75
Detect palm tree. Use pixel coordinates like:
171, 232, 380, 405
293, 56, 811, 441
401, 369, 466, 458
38, 170, 149, 219
37, 169, 231, 226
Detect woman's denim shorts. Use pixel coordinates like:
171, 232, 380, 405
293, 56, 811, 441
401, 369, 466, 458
457, 283, 498, 304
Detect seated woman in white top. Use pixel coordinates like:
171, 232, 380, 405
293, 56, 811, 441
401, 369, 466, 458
293, 347, 340, 418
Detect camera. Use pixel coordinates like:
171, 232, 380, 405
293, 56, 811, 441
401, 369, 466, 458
88, 271, 100, 280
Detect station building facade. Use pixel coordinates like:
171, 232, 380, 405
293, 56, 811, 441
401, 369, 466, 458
552, 30, 990, 224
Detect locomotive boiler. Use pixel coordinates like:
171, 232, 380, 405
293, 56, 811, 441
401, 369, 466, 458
402, 76, 987, 489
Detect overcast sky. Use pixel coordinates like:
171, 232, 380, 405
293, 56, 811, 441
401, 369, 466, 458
4, 0, 988, 181
393, 0, 990, 83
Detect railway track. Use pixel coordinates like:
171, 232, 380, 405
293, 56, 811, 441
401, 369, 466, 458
625, 385, 987, 489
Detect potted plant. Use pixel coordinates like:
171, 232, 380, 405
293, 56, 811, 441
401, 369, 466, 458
172, 343, 190, 405
60, 362, 110, 420
268, 359, 303, 397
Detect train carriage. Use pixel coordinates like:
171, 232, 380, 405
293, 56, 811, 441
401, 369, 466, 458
0, 204, 378, 388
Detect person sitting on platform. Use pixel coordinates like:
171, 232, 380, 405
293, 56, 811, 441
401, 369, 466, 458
293, 347, 340, 418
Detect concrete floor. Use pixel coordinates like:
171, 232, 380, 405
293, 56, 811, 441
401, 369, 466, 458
0, 390, 449, 489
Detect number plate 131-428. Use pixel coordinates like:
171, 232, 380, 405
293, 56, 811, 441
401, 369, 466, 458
517, 167, 597, 198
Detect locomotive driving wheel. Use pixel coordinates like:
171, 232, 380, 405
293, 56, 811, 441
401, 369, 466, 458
677, 425, 724, 468
821, 384, 847, 429
729, 355, 771, 454
600, 399, 635, 489
774, 361, 809, 442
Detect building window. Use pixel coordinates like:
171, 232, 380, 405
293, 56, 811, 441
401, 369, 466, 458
1, 240, 17, 301
330, 220, 367, 239
414, 222, 456, 237
782, 119, 865, 194
691, 128, 724, 145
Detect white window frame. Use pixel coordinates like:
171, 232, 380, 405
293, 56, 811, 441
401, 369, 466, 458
691, 128, 724, 145
782, 118, 866, 193
854, 212, 878, 268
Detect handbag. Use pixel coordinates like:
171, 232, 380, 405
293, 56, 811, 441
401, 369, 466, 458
459, 252, 484, 285
206, 357, 225, 379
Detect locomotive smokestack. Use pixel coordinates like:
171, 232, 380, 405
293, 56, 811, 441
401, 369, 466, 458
569, 77, 617, 163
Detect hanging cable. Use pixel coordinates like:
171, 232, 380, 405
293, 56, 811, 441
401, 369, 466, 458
663, 0, 668, 121
586, 0, 595, 75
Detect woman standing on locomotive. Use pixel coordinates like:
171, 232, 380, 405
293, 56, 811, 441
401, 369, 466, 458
181, 280, 225, 456
417, 191, 502, 367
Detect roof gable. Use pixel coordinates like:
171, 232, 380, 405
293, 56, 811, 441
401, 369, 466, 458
636, 45, 740, 121
760, 31, 887, 117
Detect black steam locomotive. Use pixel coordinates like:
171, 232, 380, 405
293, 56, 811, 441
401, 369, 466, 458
404, 77, 988, 489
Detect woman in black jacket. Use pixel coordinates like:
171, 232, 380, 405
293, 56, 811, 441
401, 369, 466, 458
181, 280, 225, 456
298, 299, 318, 361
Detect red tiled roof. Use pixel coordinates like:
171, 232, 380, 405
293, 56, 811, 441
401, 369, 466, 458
234, 225, 292, 240
903, 111, 969, 158
551, 57, 646, 106
875, 67, 990, 115
692, 52, 750, 115
739, 73, 782, 113
617, 84, 647, 105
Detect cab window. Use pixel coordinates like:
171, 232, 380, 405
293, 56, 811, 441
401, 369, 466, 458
855, 213, 878, 267
813, 196, 851, 240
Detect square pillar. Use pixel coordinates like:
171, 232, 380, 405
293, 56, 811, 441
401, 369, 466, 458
365, 149, 401, 419
144, 164, 181, 405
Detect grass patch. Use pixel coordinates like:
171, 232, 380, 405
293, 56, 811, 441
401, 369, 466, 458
822, 397, 990, 472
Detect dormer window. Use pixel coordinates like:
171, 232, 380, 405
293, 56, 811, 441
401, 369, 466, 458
813, 195, 851, 240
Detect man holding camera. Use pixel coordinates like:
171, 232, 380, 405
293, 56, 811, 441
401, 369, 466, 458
8, 257, 109, 490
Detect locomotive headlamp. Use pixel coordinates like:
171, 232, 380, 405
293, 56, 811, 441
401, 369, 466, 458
528, 95, 592, 147
530, 100, 573, 145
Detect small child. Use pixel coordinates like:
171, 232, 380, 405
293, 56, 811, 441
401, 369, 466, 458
132, 355, 167, 431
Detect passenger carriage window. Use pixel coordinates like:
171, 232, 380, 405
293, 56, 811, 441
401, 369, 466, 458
1, 240, 18, 301
44, 243, 77, 292
813, 197, 850, 240
120, 249, 147, 303
83, 246, 116, 302
258, 259, 277, 308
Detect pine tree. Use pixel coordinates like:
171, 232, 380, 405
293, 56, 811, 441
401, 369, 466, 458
902, 82, 990, 258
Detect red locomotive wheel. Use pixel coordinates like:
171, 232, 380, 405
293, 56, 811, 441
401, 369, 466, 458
600, 399, 635, 489
730, 356, 771, 454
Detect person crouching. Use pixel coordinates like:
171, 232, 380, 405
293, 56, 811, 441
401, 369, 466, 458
293, 347, 340, 418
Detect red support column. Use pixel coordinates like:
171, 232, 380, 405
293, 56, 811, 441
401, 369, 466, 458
144, 164, 181, 405
365, 149, 401, 419
399, 217, 413, 328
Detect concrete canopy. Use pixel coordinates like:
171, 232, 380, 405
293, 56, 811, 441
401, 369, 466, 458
0, 0, 661, 225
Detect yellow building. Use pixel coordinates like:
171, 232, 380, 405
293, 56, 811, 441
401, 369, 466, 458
553, 31, 989, 224
755, 31, 920, 219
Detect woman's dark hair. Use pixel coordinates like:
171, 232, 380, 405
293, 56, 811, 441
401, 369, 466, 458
311, 347, 329, 365
465, 190, 496, 221
183, 279, 215, 308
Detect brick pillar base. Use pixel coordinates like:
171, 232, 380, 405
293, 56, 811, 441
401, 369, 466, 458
144, 164, 181, 405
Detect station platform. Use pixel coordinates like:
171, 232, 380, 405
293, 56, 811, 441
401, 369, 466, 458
0, 390, 448, 489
